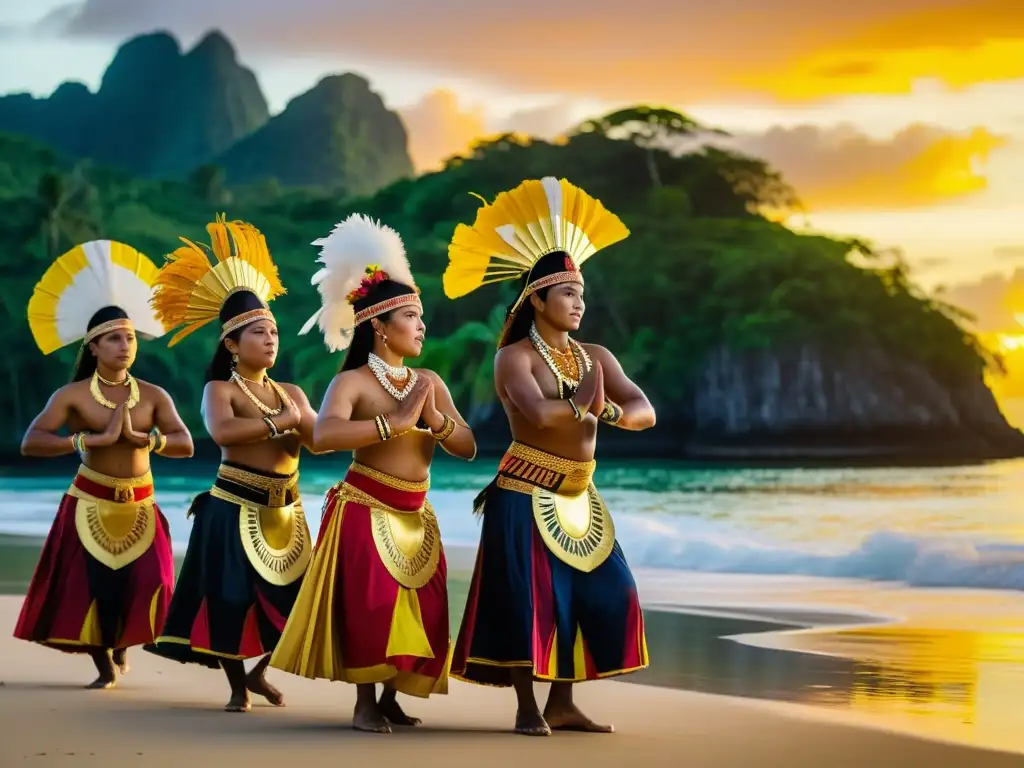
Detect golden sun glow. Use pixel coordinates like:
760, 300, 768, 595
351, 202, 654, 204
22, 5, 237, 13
741, 39, 1024, 101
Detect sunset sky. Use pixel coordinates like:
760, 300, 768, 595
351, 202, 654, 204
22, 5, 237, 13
1, 0, 1021, 302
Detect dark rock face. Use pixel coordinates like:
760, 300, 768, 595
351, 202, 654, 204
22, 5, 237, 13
684, 344, 1023, 460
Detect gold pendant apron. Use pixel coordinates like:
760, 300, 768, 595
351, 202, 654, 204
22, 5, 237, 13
213, 487, 311, 587
531, 484, 615, 573
71, 492, 157, 571
340, 483, 441, 590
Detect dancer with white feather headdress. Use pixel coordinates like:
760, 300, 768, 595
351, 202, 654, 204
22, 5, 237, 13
16, 240, 194, 690
270, 214, 477, 733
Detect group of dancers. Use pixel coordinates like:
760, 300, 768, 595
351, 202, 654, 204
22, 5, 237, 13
14, 176, 656, 736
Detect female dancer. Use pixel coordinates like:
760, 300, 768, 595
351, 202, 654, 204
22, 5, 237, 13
146, 216, 319, 712
270, 214, 477, 733
16, 239, 193, 688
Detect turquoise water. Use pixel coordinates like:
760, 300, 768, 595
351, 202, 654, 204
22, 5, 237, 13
3, 456, 1021, 590
2, 456, 1024, 752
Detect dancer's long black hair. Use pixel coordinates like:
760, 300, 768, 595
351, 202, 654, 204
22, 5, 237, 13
71, 306, 131, 382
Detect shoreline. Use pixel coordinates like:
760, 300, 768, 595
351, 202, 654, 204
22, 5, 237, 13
2, 532, 1022, 756
0, 435, 1021, 468
0, 595, 1020, 764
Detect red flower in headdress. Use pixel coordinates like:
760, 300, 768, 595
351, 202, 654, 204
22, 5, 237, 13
346, 264, 391, 303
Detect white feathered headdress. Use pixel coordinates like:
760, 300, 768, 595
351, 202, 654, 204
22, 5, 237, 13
299, 214, 421, 352
27, 240, 166, 354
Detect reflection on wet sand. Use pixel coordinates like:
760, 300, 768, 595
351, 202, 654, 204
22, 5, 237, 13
632, 608, 1024, 753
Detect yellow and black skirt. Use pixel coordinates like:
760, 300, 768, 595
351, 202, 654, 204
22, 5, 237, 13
147, 462, 311, 668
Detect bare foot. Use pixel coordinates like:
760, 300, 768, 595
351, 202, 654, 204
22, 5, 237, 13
514, 709, 551, 736
86, 651, 116, 690
112, 648, 129, 676
378, 695, 421, 726
543, 702, 613, 733
224, 690, 251, 713
352, 700, 391, 733
85, 676, 116, 690
246, 667, 285, 707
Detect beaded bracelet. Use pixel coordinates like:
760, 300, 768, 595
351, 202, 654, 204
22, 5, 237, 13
431, 414, 457, 442
374, 414, 393, 441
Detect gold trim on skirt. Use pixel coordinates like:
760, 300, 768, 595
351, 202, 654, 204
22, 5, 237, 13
496, 443, 615, 573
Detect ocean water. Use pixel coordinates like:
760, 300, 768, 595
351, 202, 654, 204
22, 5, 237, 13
2, 455, 1023, 752
3, 456, 1021, 591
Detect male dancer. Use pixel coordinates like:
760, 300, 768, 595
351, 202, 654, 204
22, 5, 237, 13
17, 239, 193, 688
444, 178, 656, 735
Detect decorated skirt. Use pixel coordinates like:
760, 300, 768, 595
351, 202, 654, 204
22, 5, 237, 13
270, 462, 449, 698
14, 465, 175, 653
146, 462, 311, 667
451, 442, 648, 686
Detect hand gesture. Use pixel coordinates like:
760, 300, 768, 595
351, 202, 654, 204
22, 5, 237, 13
91, 403, 127, 448
390, 376, 432, 434
121, 407, 151, 447
419, 379, 445, 432
271, 401, 302, 433
574, 360, 603, 416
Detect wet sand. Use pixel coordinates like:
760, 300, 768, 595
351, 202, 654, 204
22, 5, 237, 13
0, 597, 1021, 767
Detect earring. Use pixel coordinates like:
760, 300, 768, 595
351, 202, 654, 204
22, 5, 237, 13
231, 353, 238, 368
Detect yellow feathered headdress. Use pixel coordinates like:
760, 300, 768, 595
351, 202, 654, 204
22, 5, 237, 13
27, 240, 165, 354
150, 215, 286, 346
444, 176, 628, 303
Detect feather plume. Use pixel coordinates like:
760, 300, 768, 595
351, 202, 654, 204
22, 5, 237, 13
301, 214, 416, 352
444, 177, 629, 299
150, 215, 286, 346
27, 240, 164, 354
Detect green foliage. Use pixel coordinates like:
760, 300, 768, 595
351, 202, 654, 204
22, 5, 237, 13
0, 108, 992, 451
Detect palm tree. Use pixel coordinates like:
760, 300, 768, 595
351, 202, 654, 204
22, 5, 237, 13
574, 106, 724, 188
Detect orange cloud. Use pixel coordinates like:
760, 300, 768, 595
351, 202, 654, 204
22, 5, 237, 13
399, 89, 486, 172
49, 0, 1024, 104
697, 123, 1005, 210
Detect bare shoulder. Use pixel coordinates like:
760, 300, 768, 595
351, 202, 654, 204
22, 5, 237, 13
496, 339, 533, 367
413, 368, 442, 384
329, 368, 372, 393
51, 381, 84, 403
204, 380, 235, 399
579, 342, 617, 365
279, 382, 311, 404
136, 379, 172, 401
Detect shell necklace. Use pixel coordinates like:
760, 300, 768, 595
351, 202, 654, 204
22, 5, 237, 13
368, 353, 418, 401
230, 371, 288, 416
90, 371, 140, 410
529, 323, 591, 400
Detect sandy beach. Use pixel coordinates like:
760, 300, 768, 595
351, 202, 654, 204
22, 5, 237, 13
0, 597, 1019, 767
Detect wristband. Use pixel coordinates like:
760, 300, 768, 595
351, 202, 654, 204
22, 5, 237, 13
431, 414, 456, 442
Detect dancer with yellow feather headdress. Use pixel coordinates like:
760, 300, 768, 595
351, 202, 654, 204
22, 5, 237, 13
145, 216, 320, 713
444, 178, 657, 735
269, 214, 477, 733
16, 240, 194, 690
